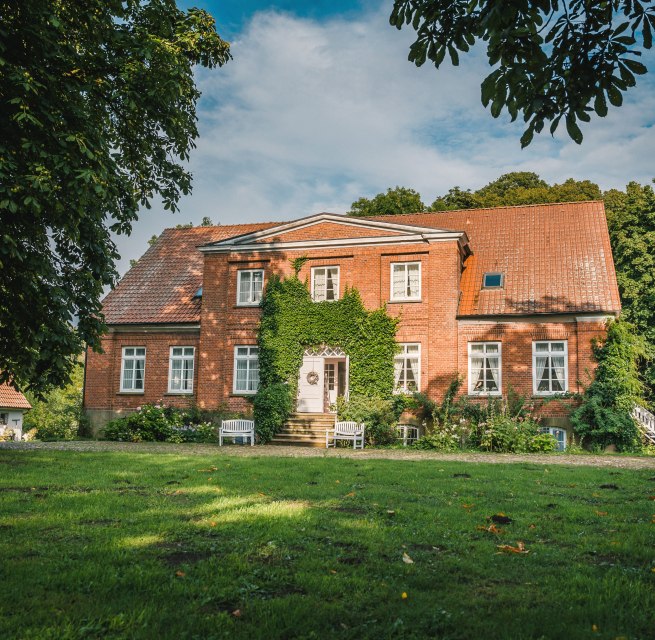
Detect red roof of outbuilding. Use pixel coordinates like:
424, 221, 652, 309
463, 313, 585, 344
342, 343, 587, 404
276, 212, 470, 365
0, 382, 31, 410
101, 202, 621, 324
373, 201, 621, 316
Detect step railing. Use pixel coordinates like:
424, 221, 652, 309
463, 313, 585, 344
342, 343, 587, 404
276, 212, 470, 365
632, 405, 655, 445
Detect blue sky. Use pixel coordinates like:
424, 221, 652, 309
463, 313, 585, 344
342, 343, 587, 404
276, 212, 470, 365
116, 1, 655, 273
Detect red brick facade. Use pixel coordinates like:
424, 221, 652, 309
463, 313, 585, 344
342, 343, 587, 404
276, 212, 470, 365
84, 206, 620, 432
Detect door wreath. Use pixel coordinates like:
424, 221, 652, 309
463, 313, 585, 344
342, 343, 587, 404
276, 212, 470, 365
306, 371, 319, 385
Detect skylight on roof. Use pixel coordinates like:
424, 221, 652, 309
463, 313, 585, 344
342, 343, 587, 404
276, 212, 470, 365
482, 273, 504, 289
193, 287, 203, 299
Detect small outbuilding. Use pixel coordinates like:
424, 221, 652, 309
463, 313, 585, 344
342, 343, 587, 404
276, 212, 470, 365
0, 381, 31, 441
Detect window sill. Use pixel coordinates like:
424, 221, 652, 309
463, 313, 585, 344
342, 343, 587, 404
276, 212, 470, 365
532, 392, 569, 398
235, 303, 261, 308
467, 392, 502, 398
388, 299, 422, 304
117, 391, 145, 395
231, 392, 258, 397
164, 392, 194, 396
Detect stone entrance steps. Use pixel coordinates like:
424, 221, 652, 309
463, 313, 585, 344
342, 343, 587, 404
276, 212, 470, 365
270, 413, 336, 447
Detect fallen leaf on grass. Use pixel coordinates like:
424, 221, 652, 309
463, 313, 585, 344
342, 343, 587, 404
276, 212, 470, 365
401, 592, 408, 600
529, 524, 536, 530
462, 503, 475, 510
496, 541, 529, 555
210, 521, 217, 527
232, 609, 241, 618
344, 492, 356, 498
386, 510, 395, 517
402, 552, 414, 564
329, 569, 337, 575
257, 492, 266, 497
477, 523, 503, 535
595, 511, 608, 517
175, 571, 186, 577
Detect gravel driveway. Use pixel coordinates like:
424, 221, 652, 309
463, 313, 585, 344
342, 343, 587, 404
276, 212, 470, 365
1, 440, 654, 469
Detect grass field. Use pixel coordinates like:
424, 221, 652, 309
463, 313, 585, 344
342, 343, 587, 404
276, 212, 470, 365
0, 448, 653, 639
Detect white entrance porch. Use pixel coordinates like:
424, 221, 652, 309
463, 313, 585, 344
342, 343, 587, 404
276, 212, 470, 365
296, 346, 348, 413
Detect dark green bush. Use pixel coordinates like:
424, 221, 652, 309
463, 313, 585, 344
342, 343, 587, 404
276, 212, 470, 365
253, 383, 293, 443
571, 319, 647, 451
102, 404, 224, 443
337, 394, 401, 445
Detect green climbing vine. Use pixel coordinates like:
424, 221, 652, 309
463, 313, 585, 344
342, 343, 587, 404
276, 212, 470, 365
253, 274, 399, 441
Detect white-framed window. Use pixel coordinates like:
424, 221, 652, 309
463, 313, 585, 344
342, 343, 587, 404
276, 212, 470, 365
233, 346, 260, 394
394, 343, 420, 393
311, 266, 340, 302
533, 341, 568, 395
237, 269, 264, 306
390, 262, 421, 301
539, 426, 567, 451
168, 347, 195, 394
120, 347, 146, 392
468, 342, 501, 395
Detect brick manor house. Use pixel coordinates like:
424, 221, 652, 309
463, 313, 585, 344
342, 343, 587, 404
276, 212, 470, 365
84, 201, 621, 444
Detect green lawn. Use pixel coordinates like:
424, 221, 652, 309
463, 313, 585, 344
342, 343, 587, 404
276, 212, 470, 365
0, 449, 653, 639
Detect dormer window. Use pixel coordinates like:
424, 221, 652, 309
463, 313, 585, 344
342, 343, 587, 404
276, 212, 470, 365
483, 272, 504, 289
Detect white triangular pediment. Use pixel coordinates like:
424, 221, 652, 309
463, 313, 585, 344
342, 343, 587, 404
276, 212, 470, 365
202, 213, 457, 248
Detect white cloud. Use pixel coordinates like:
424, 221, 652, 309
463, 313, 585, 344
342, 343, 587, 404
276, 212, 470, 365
116, 3, 655, 273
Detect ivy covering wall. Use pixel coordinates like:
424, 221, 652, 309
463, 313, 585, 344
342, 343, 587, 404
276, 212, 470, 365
253, 275, 399, 440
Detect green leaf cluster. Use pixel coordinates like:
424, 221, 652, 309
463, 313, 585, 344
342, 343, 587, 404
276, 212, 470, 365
349, 186, 425, 217
390, 1, 654, 146
254, 275, 399, 440
23, 362, 85, 440
0, 0, 230, 393
571, 319, 647, 451
605, 182, 655, 396
430, 172, 601, 211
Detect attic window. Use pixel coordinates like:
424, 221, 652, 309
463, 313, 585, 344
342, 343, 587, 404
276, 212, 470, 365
482, 273, 504, 289
193, 287, 203, 299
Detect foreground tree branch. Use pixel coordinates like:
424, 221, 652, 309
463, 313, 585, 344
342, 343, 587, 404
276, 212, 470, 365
0, 0, 231, 393
390, 0, 653, 146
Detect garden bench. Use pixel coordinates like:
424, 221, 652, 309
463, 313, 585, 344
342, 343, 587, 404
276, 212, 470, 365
326, 421, 365, 450
219, 419, 255, 446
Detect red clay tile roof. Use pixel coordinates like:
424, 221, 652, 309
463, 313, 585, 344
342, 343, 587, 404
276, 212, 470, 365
102, 202, 621, 323
0, 381, 31, 410
373, 201, 621, 316
102, 223, 277, 324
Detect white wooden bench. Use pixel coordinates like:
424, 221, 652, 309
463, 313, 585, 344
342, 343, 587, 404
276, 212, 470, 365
219, 419, 255, 446
326, 421, 365, 450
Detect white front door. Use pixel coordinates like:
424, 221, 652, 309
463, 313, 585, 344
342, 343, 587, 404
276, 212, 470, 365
297, 356, 324, 413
